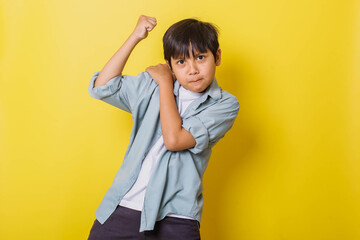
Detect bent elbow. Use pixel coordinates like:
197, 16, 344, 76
163, 136, 178, 151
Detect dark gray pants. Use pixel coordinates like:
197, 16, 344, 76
87, 205, 201, 240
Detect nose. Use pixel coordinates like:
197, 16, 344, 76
188, 59, 199, 75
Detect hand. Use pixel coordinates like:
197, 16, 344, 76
146, 63, 176, 86
131, 15, 157, 41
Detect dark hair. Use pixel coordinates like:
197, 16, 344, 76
163, 18, 219, 69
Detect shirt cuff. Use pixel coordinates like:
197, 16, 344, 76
88, 71, 123, 99
182, 116, 209, 154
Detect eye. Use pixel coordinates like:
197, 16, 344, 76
197, 55, 205, 60
177, 60, 185, 65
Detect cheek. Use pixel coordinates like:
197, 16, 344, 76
173, 69, 184, 78
204, 64, 216, 74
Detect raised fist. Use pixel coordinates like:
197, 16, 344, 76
132, 15, 157, 40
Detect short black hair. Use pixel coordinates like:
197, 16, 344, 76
163, 18, 219, 69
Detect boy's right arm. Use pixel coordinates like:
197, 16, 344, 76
94, 15, 157, 87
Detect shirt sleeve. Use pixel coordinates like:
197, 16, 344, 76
182, 96, 240, 154
88, 70, 156, 113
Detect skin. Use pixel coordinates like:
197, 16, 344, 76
146, 47, 221, 151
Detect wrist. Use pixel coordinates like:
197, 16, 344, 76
128, 32, 143, 44
158, 81, 173, 89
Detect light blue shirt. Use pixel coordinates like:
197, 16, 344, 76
88, 70, 240, 232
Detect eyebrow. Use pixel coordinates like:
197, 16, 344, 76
173, 52, 208, 60
194, 52, 207, 57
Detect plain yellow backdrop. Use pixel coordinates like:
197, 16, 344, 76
1, 0, 359, 239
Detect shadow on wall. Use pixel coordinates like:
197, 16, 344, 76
202, 53, 261, 240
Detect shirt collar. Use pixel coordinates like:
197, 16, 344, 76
173, 77, 222, 100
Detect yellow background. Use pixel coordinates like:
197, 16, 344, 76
1, 0, 359, 239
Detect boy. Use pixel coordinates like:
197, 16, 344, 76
87, 15, 240, 240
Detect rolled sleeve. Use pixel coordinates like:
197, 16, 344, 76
182, 116, 209, 154
88, 71, 122, 99
88, 71, 156, 113
182, 96, 240, 154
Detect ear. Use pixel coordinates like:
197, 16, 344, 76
215, 48, 222, 66
166, 60, 173, 71
166, 60, 176, 80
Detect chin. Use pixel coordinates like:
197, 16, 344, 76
192, 87, 206, 93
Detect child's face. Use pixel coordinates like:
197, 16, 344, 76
167, 46, 221, 93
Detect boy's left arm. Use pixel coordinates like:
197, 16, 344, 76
146, 64, 196, 151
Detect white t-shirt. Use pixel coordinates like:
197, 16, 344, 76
119, 85, 204, 220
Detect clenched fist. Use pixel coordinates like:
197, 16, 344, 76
131, 15, 157, 41
146, 63, 176, 86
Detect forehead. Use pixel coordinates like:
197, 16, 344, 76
172, 47, 210, 59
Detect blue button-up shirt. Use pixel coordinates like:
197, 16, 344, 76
88, 70, 240, 232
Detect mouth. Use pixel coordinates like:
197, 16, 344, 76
191, 78, 203, 83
